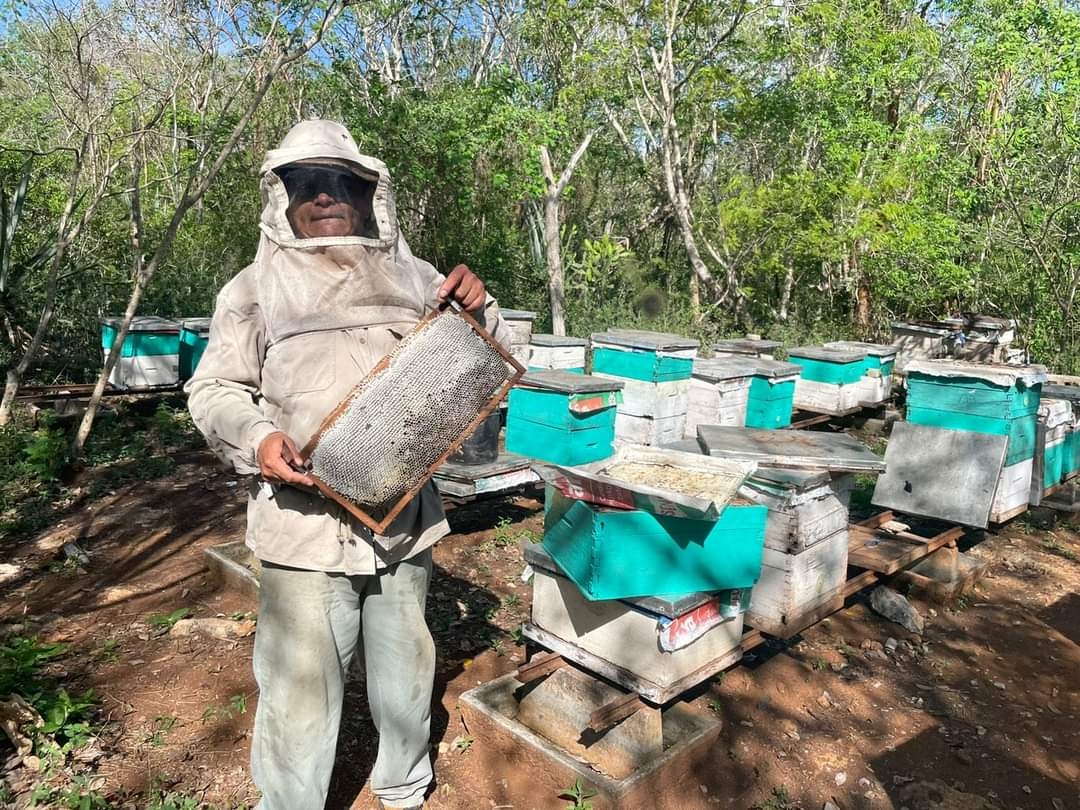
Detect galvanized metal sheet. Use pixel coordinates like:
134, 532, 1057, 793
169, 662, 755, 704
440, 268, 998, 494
500, 309, 537, 321
788, 345, 868, 363
871, 422, 1006, 528
712, 338, 782, 355
518, 369, 623, 394
746, 466, 832, 491
102, 315, 180, 333
904, 359, 1048, 388
692, 357, 759, 382
591, 328, 700, 351
750, 358, 803, 379
529, 333, 589, 347
696, 425, 886, 473
824, 340, 897, 359
1043, 384, 1080, 403
892, 321, 953, 337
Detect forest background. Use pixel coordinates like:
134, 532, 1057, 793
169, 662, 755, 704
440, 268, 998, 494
1, 0, 1078, 425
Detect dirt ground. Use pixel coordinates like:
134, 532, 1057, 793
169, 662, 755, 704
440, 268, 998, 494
1, 451, 1078, 809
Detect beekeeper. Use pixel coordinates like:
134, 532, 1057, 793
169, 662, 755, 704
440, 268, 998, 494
186, 119, 510, 810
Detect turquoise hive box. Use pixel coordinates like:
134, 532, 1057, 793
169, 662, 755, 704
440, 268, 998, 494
590, 329, 699, 383
744, 358, 801, 429
787, 345, 867, 385
823, 340, 897, 377
179, 317, 212, 381
904, 360, 1047, 466
100, 316, 181, 389
542, 486, 767, 600
505, 370, 623, 466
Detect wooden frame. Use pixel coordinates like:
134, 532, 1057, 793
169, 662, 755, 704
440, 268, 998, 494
299, 306, 525, 534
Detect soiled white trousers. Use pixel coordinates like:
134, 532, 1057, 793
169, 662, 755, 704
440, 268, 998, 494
251, 550, 434, 810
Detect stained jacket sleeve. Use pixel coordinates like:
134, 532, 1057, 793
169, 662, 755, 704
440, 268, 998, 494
184, 270, 279, 474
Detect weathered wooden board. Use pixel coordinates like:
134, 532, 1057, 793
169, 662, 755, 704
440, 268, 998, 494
871, 422, 1006, 528
848, 525, 964, 574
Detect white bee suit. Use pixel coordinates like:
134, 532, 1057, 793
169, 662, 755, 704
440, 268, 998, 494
187, 120, 509, 809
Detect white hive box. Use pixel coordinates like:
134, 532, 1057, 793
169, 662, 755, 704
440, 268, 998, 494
746, 528, 848, 638
593, 373, 689, 419
502, 309, 536, 368
740, 469, 853, 553
528, 557, 745, 690
890, 322, 954, 371
528, 334, 588, 372
990, 458, 1033, 523
684, 358, 755, 438
614, 411, 687, 447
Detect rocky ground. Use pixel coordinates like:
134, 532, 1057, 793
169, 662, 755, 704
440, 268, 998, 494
0, 451, 1077, 809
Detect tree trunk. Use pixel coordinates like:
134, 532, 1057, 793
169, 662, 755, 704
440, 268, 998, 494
542, 190, 566, 336
853, 246, 872, 336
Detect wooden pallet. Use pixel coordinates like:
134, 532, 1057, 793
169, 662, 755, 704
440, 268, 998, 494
848, 511, 964, 574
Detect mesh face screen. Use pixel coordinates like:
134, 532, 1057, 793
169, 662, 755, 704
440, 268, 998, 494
309, 312, 512, 511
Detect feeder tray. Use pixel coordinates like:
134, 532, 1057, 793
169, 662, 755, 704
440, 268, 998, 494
300, 306, 524, 534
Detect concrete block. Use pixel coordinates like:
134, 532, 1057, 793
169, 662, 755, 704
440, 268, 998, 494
516, 667, 662, 779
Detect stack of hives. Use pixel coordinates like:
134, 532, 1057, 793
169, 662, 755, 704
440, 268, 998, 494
904, 360, 1047, 523
590, 329, 700, 446
684, 357, 756, 436
788, 341, 896, 415
743, 358, 802, 429
501, 309, 537, 370
527, 445, 767, 700
101, 316, 215, 390
691, 426, 884, 637
505, 371, 623, 466
527, 334, 589, 374
1034, 397, 1078, 501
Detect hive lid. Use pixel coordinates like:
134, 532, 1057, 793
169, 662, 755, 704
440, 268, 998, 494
904, 359, 1048, 388
871, 422, 1006, 528
891, 321, 955, 337
530, 333, 589, 348
501, 309, 537, 321
101, 316, 181, 333
518, 370, 624, 394
712, 338, 782, 354
180, 317, 212, 333
692, 357, 759, 382
662, 438, 833, 491
750, 358, 803, 378
536, 443, 756, 522
788, 345, 868, 363
824, 340, 897, 359
1042, 384, 1080, 403
591, 328, 700, 351
696, 425, 885, 473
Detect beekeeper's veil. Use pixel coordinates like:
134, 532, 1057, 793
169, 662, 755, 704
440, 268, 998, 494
254, 120, 436, 343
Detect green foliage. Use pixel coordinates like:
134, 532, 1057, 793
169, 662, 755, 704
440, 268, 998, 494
0, 636, 98, 754
147, 608, 191, 630
558, 778, 597, 810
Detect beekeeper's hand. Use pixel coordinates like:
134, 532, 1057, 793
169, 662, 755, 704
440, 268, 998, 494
257, 431, 314, 487
438, 264, 486, 312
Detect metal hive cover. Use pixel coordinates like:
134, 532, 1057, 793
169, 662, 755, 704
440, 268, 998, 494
1043, 384, 1080, 403
696, 425, 885, 473
788, 345, 868, 363
529, 333, 589, 347
824, 340, 897, 358
750, 358, 802, 378
518, 370, 623, 394
591, 328, 700, 351
692, 357, 759, 382
500, 309, 537, 321
302, 308, 523, 534
904, 359, 1048, 388
102, 315, 180, 333
871, 422, 1006, 528
712, 338, 782, 354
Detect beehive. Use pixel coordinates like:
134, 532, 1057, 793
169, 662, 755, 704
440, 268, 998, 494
501, 309, 537, 368
744, 359, 801, 429
788, 345, 868, 414
528, 334, 588, 374
890, 322, 955, 371
684, 357, 755, 437
505, 371, 622, 466
179, 317, 211, 381
542, 487, 766, 601
591, 329, 699, 445
101, 316, 181, 390
823, 340, 897, 406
